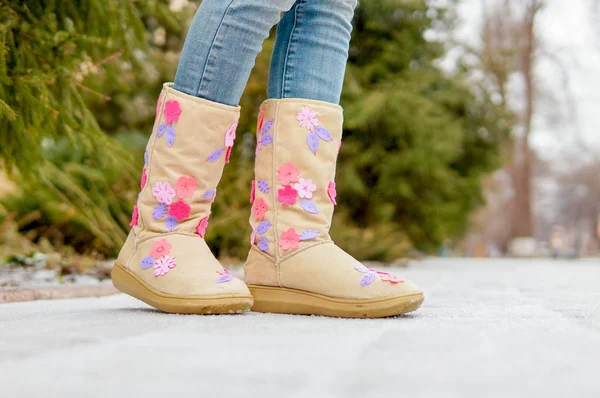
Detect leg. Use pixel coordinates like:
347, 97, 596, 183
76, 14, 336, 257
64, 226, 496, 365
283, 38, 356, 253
267, 0, 357, 104
173, 0, 296, 106
245, 0, 424, 318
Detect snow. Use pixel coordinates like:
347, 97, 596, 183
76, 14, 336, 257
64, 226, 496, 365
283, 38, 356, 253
0, 258, 599, 398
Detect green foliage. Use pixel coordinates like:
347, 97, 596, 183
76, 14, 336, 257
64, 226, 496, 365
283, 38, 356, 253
0, 0, 178, 171
0, 134, 142, 255
337, 0, 510, 252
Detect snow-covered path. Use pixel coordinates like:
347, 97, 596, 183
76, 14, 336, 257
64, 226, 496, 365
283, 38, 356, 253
1, 258, 599, 398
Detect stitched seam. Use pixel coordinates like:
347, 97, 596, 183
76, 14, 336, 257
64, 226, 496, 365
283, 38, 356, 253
250, 245, 275, 262
280, 1, 302, 98
126, 91, 168, 269
195, 0, 237, 97
135, 231, 199, 245
272, 101, 282, 286
280, 240, 334, 263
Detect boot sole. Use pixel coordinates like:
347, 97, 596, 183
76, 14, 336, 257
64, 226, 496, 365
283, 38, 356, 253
248, 285, 424, 318
111, 262, 253, 314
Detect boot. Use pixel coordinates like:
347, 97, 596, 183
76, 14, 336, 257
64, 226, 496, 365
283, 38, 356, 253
245, 99, 424, 318
112, 84, 253, 314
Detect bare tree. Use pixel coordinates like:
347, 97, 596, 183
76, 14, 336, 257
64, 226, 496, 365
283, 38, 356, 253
478, 0, 545, 239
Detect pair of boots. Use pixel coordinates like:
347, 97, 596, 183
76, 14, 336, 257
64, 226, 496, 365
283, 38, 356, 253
112, 84, 424, 318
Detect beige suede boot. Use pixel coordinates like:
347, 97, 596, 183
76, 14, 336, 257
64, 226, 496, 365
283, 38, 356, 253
245, 99, 424, 318
112, 83, 253, 314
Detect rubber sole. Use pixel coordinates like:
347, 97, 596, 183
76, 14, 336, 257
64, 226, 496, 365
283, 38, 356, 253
111, 262, 253, 314
248, 285, 424, 318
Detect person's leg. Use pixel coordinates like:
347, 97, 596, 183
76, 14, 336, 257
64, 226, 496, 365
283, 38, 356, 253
173, 0, 296, 106
267, 0, 357, 104
245, 0, 424, 318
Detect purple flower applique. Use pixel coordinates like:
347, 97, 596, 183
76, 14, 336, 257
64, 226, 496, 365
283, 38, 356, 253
355, 265, 377, 287
217, 269, 233, 283
295, 106, 333, 155
257, 179, 270, 194
156, 100, 182, 147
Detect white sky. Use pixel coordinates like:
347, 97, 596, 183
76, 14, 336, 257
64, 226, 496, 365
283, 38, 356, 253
455, 0, 600, 163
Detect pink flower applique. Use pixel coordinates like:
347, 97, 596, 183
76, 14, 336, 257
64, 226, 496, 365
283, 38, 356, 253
293, 178, 317, 199
196, 215, 210, 238
327, 181, 337, 205
371, 269, 405, 284
225, 122, 237, 148
152, 181, 176, 205
252, 198, 268, 221
129, 205, 139, 227
277, 162, 301, 185
174, 176, 197, 199
164, 100, 182, 124
168, 200, 191, 221
224, 122, 238, 163
278, 185, 298, 206
257, 109, 265, 133
140, 167, 148, 190
250, 180, 256, 203
150, 239, 172, 259
296, 106, 319, 130
216, 269, 233, 283
154, 255, 177, 277
279, 228, 300, 251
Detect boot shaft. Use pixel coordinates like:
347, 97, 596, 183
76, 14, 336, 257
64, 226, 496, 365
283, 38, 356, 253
250, 98, 343, 260
135, 83, 240, 236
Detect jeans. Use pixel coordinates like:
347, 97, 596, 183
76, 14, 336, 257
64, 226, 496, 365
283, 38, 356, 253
173, 0, 357, 106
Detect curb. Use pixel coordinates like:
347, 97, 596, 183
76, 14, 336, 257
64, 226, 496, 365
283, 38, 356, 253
0, 285, 119, 304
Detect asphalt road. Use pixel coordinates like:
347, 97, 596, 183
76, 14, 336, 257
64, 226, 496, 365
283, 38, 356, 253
1, 258, 599, 398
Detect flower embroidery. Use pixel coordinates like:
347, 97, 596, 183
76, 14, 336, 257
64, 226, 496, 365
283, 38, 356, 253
196, 215, 209, 238
140, 167, 148, 190
168, 200, 191, 221
257, 109, 265, 133
152, 203, 168, 220
154, 255, 177, 277
216, 269, 233, 283
327, 181, 337, 205
224, 121, 238, 163
355, 265, 377, 287
293, 178, 317, 199
371, 269, 405, 283
250, 180, 256, 203
150, 239, 172, 259
252, 198, 268, 221
279, 228, 300, 251
277, 185, 298, 207
130, 205, 139, 227
296, 106, 319, 130
225, 122, 237, 148
140, 256, 154, 269
152, 182, 176, 205
203, 188, 217, 202
164, 100, 182, 124
296, 106, 333, 155
257, 179, 270, 194
277, 162, 301, 185
174, 176, 197, 199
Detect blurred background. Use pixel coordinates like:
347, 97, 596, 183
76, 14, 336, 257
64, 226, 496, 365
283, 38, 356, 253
1, 0, 599, 287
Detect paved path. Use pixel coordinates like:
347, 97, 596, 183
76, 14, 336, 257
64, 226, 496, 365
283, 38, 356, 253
1, 258, 599, 398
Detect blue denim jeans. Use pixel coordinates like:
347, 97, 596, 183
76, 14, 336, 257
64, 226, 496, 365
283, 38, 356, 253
173, 0, 357, 106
